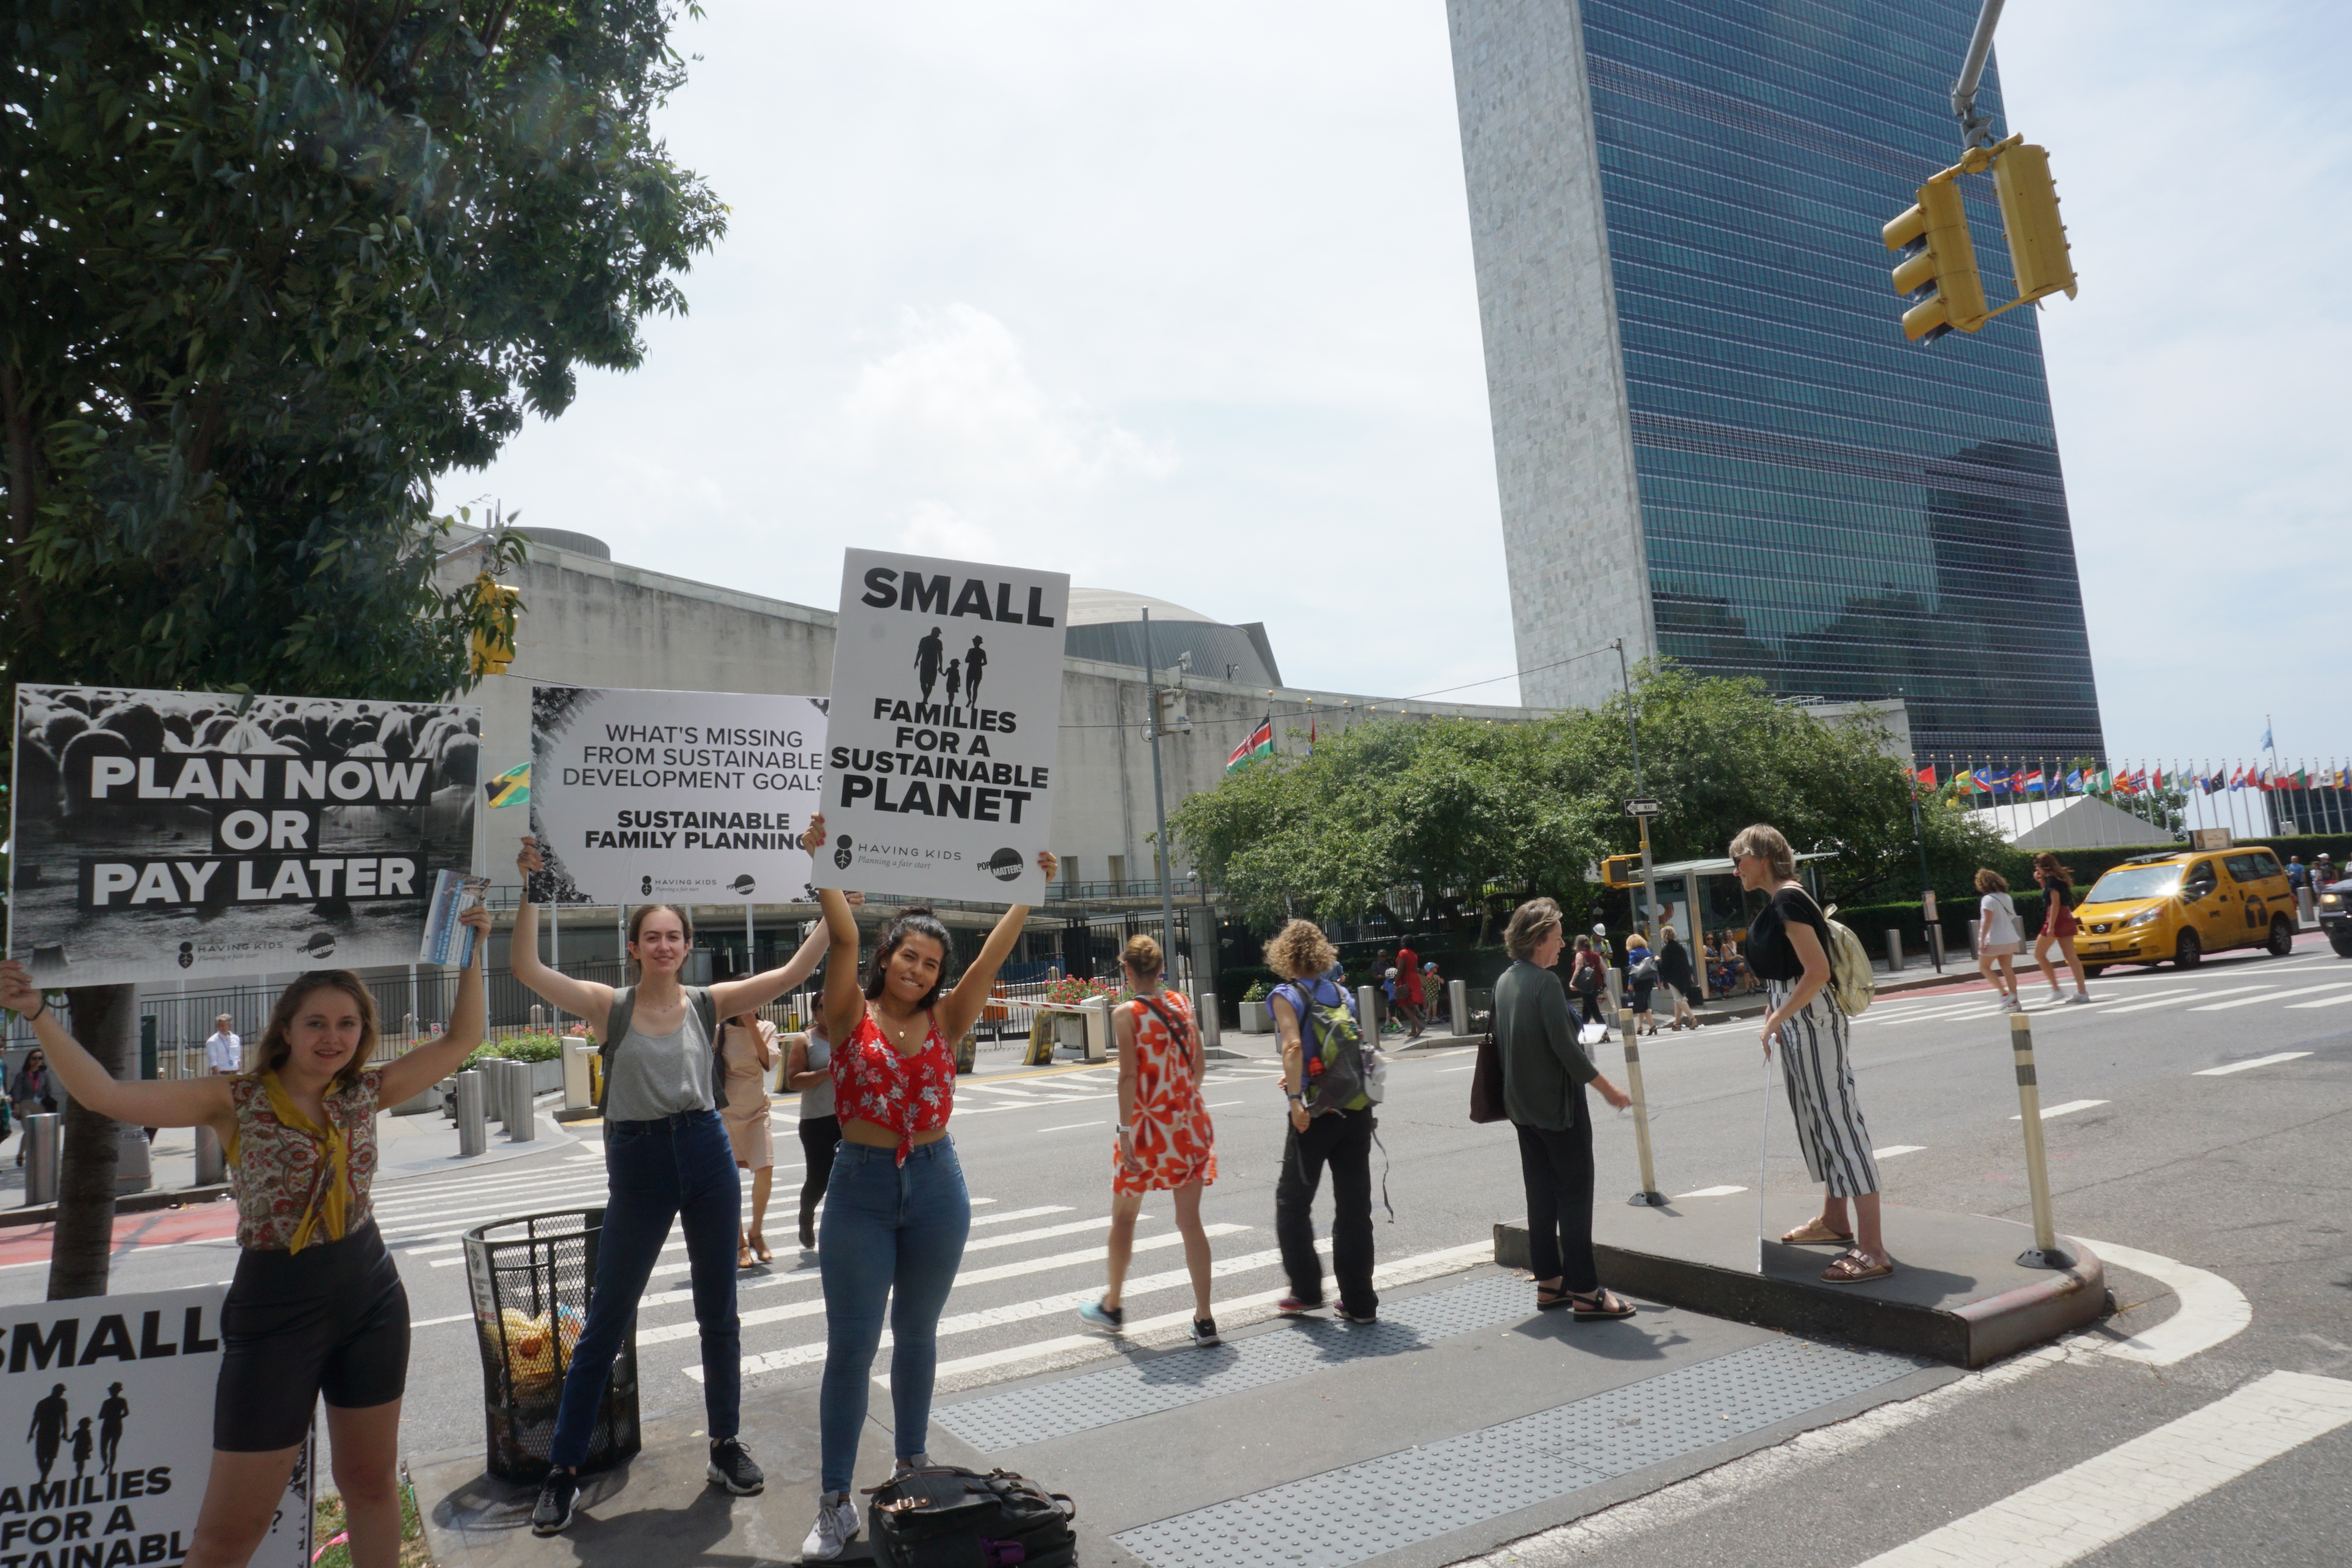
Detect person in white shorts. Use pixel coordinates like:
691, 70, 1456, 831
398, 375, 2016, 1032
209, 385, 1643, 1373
1975, 869, 2024, 1011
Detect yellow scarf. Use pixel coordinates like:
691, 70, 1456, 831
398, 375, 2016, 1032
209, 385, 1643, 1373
260, 1072, 352, 1253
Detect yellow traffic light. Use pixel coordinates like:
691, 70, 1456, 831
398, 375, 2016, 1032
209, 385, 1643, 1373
1883, 176, 1989, 342
469, 574, 521, 677
1600, 854, 1639, 890
1990, 140, 2077, 306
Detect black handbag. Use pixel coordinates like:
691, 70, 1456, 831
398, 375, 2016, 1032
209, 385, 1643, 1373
1468, 1029, 1508, 1124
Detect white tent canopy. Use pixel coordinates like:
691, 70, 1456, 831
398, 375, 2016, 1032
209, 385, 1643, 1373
1967, 795, 2176, 850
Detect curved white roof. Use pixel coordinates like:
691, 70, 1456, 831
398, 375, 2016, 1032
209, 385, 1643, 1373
1064, 586, 1217, 626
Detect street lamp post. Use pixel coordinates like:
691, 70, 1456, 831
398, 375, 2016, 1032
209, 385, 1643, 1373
1612, 640, 1655, 946
1141, 609, 1180, 981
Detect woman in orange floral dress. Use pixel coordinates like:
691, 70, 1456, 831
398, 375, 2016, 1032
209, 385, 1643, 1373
1076, 934, 1221, 1347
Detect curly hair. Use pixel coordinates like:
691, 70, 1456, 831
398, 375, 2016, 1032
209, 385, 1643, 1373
1975, 867, 2009, 893
255, 972, 379, 1093
1261, 918, 1336, 981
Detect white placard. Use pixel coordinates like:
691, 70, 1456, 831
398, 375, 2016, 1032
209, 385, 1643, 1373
818, 550, 1069, 904
7, 685, 480, 986
526, 686, 826, 907
0, 1286, 312, 1568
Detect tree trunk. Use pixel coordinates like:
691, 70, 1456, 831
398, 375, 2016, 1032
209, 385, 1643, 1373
47, 984, 135, 1300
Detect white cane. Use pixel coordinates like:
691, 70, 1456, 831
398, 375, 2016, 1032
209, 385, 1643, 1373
1755, 1027, 1774, 1274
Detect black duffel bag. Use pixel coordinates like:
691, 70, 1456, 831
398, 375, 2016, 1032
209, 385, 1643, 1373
866, 1465, 1078, 1568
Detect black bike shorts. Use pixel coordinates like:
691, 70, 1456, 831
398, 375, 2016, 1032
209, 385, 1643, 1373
215, 1218, 410, 1451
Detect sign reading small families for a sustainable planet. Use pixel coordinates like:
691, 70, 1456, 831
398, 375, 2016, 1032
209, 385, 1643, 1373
0, 1285, 312, 1568
527, 686, 826, 907
818, 549, 1069, 904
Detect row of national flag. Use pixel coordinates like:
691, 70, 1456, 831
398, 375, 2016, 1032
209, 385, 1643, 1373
1912, 763, 2352, 799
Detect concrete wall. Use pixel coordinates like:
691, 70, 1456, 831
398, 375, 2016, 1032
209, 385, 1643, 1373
1446, 0, 1654, 713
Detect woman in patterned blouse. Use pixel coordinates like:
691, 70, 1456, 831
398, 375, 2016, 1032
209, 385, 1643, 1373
0, 906, 490, 1568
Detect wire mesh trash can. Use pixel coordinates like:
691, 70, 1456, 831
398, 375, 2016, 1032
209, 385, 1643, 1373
463, 1209, 639, 1481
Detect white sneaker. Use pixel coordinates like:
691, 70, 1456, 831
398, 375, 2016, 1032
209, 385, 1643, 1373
800, 1493, 860, 1561
2062, 991, 2092, 1005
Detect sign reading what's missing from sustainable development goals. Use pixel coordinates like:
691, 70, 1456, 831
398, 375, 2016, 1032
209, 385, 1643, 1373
7, 686, 481, 987
528, 686, 826, 907
0, 1285, 311, 1568
818, 549, 1069, 905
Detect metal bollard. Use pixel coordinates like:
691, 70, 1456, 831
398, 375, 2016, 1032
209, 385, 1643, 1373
23, 1114, 61, 1206
1356, 985, 1381, 1046
455, 1069, 486, 1158
2006, 1013, 2075, 1269
508, 1060, 537, 1143
1197, 992, 1220, 1051
1618, 1009, 1666, 1206
1450, 977, 1469, 1038
193, 1123, 227, 1187
1884, 928, 1904, 974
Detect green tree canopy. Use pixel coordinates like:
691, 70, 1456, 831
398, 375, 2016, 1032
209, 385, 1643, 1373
1171, 665, 2005, 929
2, 0, 724, 1299
2, 0, 726, 697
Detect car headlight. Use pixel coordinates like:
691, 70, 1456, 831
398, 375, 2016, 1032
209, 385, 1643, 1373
2125, 906, 2164, 928
2325, 892, 2343, 908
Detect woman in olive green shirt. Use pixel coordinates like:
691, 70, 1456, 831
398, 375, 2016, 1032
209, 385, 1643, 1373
1494, 898, 1633, 1318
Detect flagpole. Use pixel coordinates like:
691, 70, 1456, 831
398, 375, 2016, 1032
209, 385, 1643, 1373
1141, 608, 1180, 976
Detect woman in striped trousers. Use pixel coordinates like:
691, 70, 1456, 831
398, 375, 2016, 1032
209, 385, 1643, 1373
1732, 824, 1892, 1284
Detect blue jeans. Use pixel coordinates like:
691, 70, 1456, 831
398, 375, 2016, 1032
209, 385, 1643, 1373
818, 1139, 971, 1493
549, 1110, 742, 1469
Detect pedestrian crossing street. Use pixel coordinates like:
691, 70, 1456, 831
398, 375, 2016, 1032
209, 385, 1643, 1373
371, 1061, 1466, 1397
1854, 954, 2352, 1030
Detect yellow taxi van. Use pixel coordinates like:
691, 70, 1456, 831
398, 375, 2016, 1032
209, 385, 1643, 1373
2075, 846, 2298, 975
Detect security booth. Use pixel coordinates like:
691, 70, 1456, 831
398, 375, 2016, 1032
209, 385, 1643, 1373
1628, 853, 1838, 1000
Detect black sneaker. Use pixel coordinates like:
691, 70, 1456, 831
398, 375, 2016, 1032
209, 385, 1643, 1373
530, 1469, 579, 1535
706, 1436, 764, 1495
1335, 1304, 1379, 1325
1191, 1317, 1221, 1348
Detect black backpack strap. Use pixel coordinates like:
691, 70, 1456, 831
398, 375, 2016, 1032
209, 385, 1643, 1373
597, 986, 635, 1112
1136, 993, 1196, 1068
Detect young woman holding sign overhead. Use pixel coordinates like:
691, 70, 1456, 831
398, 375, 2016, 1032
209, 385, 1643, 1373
797, 811, 1054, 1563
511, 837, 837, 1537
0, 908, 492, 1568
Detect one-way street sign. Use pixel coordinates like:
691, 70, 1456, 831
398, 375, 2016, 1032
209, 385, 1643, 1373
1624, 798, 1662, 817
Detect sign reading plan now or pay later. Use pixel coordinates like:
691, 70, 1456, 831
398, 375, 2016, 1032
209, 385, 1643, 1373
818, 549, 1069, 905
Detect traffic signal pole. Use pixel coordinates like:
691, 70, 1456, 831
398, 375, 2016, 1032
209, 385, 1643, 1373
1613, 640, 1655, 945
1141, 608, 1180, 986
1950, 0, 2009, 151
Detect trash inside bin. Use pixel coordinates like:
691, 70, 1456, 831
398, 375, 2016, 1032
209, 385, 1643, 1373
463, 1209, 639, 1481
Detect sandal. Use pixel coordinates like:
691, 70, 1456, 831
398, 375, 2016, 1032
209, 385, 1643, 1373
1820, 1249, 1895, 1284
1780, 1218, 1856, 1247
1566, 1288, 1636, 1320
737, 1238, 755, 1270
1535, 1285, 1574, 1311
749, 1232, 772, 1264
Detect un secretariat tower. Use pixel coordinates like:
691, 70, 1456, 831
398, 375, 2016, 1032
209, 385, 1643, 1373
1446, 0, 2105, 764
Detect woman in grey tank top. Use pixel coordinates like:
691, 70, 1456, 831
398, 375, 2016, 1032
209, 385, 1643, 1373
785, 1024, 838, 1251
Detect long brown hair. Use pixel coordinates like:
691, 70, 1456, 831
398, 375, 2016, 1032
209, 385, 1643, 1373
255, 972, 379, 1093
626, 903, 695, 982
2031, 853, 2073, 891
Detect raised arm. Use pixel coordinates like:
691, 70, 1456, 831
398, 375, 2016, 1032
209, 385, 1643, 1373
0, 963, 233, 1134
510, 837, 616, 1025
377, 907, 493, 1107
709, 896, 863, 1019
805, 815, 869, 1046
935, 849, 1056, 1043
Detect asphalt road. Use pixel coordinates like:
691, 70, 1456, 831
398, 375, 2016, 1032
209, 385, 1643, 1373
3, 932, 2345, 1565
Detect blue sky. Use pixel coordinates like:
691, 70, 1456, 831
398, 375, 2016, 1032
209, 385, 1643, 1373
455, 0, 2350, 766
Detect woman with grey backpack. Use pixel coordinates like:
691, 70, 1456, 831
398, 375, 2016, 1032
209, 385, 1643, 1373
1733, 824, 1893, 1284
1265, 920, 1381, 1323
509, 837, 838, 1537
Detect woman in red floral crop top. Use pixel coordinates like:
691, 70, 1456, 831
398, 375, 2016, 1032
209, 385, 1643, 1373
0, 906, 490, 1568
795, 813, 1055, 1563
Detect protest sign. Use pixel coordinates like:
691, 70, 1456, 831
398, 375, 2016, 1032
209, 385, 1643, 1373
817, 550, 1069, 904
7, 687, 480, 987
526, 686, 825, 907
0, 1286, 311, 1568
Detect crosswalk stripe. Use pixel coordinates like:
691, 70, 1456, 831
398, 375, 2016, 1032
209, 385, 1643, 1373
637, 1223, 1253, 1346
635, 1215, 1150, 1309
1855, 1371, 2352, 1568
2012, 1099, 2107, 1120
2193, 1051, 2314, 1076
2286, 991, 2352, 1009
2192, 983, 2352, 1011
2079, 988, 2201, 1015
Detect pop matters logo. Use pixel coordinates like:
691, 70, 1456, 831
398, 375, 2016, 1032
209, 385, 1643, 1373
729, 873, 756, 897
833, 835, 855, 871
979, 848, 1023, 883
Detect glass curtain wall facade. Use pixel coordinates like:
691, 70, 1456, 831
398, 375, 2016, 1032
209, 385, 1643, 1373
1581, 0, 2103, 764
